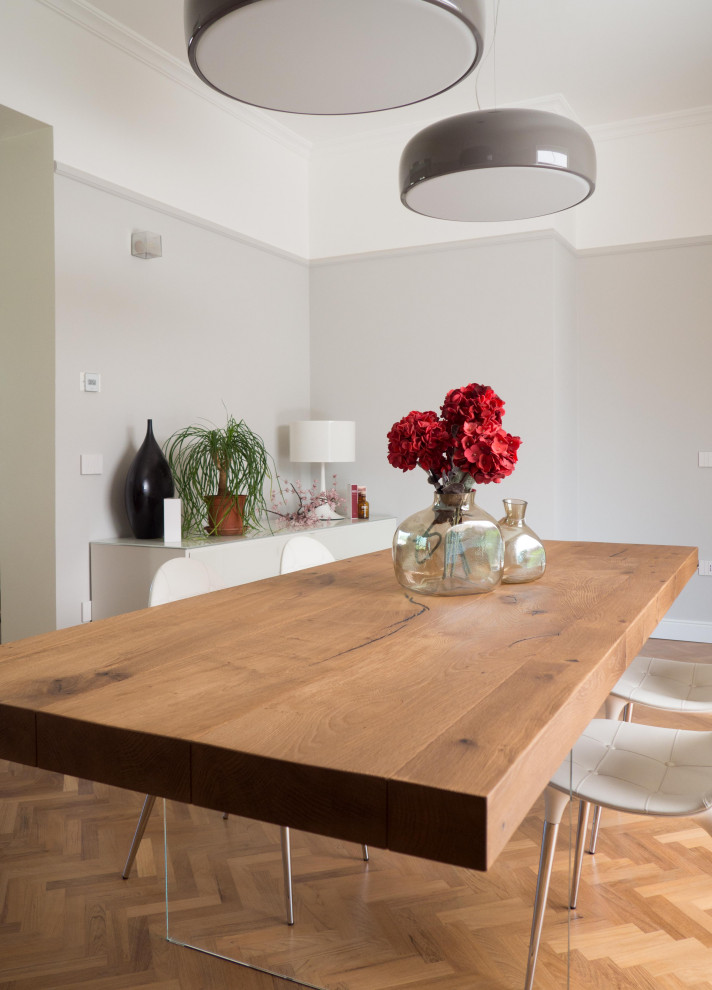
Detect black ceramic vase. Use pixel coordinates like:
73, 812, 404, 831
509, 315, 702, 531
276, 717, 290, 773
124, 419, 174, 539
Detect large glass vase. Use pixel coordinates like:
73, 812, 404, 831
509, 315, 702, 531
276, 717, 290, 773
393, 491, 503, 596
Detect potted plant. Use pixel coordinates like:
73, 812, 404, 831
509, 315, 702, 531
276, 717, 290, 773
164, 415, 276, 537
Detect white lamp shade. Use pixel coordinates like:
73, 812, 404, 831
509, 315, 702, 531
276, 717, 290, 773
290, 421, 355, 463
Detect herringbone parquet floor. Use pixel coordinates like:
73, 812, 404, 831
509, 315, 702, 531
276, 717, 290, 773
2, 639, 712, 990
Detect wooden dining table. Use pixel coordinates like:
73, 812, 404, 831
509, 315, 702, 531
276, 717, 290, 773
0, 541, 697, 873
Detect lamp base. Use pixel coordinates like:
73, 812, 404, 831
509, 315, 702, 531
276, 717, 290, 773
314, 503, 343, 521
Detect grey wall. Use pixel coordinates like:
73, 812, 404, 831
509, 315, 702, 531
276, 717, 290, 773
577, 240, 712, 633
310, 233, 578, 540
53, 172, 311, 630
0, 115, 56, 642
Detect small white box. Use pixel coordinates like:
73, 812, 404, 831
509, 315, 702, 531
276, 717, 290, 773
164, 498, 182, 542
131, 231, 162, 259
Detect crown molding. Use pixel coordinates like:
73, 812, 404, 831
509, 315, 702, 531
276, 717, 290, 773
36, 0, 312, 159
310, 93, 581, 157
310, 229, 576, 266
34, 0, 712, 162
310, 97, 712, 158
54, 161, 710, 266
589, 104, 712, 142
577, 234, 712, 258
54, 161, 309, 265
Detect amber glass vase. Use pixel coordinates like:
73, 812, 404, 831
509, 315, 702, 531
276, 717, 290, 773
393, 491, 503, 596
497, 498, 546, 584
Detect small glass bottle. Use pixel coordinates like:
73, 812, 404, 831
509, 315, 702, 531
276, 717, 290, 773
497, 498, 546, 584
357, 486, 370, 519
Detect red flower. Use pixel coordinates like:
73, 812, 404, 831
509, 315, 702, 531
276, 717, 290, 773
387, 383, 522, 488
454, 421, 521, 484
441, 383, 504, 428
387, 410, 451, 475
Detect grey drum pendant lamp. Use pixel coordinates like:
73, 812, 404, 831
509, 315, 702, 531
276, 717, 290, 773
399, 108, 597, 221
185, 0, 485, 115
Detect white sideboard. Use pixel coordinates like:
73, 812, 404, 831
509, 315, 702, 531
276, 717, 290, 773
90, 516, 396, 620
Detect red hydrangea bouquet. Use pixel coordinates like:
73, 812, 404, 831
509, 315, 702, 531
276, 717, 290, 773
387, 383, 521, 493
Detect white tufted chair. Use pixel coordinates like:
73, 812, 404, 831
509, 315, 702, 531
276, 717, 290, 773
526, 717, 712, 989
584, 653, 712, 854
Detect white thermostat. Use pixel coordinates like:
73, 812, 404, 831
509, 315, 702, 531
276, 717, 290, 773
81, 372, 101, 392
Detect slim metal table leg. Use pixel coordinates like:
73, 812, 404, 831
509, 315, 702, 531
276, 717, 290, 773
122, 794, 157, 879
280, 826, 294, 925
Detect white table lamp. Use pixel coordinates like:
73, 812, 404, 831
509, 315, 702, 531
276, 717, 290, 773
289, 420, 355, 520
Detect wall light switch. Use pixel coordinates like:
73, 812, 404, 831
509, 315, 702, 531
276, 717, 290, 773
699, 452, 712, 467
80, 453, 103, 475
699, 561, 712, 576
81, 372, 101, 392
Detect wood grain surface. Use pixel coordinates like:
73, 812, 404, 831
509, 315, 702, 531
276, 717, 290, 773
0, 541, 697, 871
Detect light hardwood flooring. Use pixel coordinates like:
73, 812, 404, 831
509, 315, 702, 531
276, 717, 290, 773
2, 638, 712, 990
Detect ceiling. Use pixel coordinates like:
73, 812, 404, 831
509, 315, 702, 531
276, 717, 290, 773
88, 0, 712, 142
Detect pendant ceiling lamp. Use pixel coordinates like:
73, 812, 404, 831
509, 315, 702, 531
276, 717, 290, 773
185, 0, 485, 115
399, 107, 596, 222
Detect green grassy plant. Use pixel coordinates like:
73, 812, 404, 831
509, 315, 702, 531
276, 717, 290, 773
164, 415, 276, 537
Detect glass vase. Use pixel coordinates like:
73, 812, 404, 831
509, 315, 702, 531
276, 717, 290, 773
497, 498, 546, 584
393, 491, 503, 596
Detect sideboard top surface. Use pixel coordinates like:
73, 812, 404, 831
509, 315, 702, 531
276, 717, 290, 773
90, 515, 395, 550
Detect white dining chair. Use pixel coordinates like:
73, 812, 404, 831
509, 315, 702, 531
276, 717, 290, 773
146, 555, 225, 605
584, 653, 712, 854
280, 535, 336, 573
525, 717, 712, 990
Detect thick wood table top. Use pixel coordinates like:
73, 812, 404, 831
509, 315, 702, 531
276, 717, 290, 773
0, 541, 696, 870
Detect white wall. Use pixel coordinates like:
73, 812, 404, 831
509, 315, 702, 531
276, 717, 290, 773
577, 110, 712, 250
0, 117, 56, 642
577, 239, 712, 639
1, 0, 309, 258
309, 233, 577, 539
54, 171, 310, 629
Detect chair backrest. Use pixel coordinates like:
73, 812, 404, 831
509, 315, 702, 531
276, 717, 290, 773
148, 557, 225, 607
280, 536, 336, 574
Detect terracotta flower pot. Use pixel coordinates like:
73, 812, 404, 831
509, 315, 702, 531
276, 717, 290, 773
204, 494, 246, 536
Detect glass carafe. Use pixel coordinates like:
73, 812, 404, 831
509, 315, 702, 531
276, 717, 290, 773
498, 498, 546, 584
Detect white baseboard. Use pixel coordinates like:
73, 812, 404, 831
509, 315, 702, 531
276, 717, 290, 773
651, 618, 712, 644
